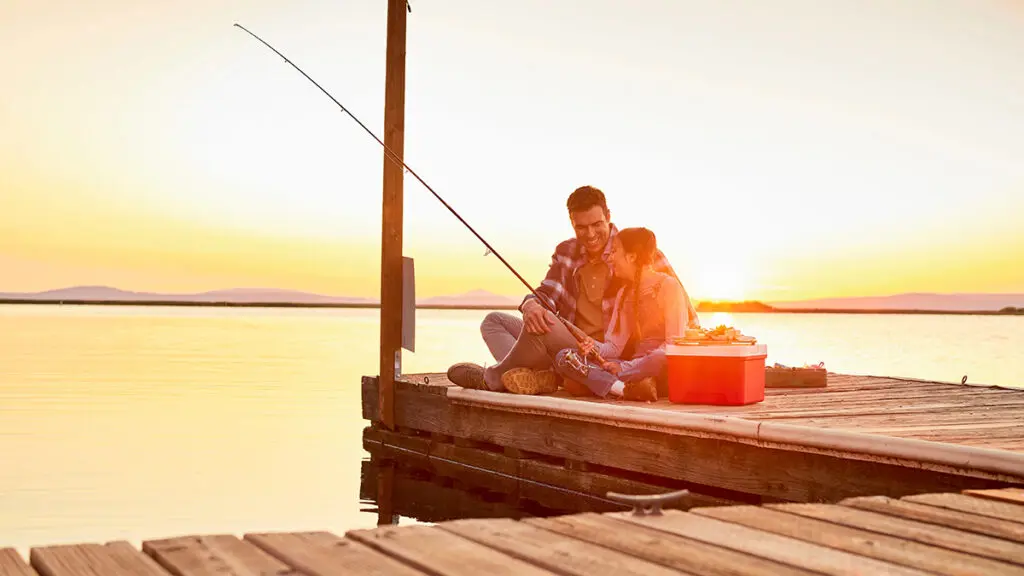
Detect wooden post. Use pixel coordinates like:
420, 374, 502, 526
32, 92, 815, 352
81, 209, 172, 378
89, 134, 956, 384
379, 0, 407, 431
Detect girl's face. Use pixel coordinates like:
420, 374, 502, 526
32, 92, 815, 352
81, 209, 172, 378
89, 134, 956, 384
610, 237, 637, 280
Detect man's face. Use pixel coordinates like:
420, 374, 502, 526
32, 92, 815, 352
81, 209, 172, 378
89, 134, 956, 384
570, 205, 611, 258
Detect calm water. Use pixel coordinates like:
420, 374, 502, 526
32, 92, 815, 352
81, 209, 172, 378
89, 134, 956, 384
1, 304, 1021, 551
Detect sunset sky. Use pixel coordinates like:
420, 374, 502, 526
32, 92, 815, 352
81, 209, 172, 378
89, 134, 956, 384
2, 0, 1022, 302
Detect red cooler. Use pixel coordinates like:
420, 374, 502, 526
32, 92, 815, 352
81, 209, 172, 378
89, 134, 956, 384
666, 343, 767, 405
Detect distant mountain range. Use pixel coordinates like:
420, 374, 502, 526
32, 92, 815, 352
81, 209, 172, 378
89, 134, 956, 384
1, 286, 1022, 312
768, 293, 1024, 312
0, 286, 520, 308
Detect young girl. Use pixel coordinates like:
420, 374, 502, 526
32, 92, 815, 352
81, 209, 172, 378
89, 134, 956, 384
554, 227, 694, 400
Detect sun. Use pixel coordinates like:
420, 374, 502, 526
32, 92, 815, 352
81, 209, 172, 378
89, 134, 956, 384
691, 258, 749, 302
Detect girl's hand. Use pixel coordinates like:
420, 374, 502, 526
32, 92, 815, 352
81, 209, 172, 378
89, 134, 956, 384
602, 360, 621, 375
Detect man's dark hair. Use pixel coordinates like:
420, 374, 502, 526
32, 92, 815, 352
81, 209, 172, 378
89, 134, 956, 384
566, 185, 608, 215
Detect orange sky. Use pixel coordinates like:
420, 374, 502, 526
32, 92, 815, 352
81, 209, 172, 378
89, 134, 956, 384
2, 0, 1023, 302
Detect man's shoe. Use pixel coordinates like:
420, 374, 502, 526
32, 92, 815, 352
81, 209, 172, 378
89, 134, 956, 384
446, 362, 487, 390
623, 377, 658, 402
534, 369, 560, 394
501, 368, 559, 395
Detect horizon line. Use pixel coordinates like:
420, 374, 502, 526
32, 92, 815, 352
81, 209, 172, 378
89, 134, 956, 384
0, 297, 1021, 316
4, 284, 1024, 304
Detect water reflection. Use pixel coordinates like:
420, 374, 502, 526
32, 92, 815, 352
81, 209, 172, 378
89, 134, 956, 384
359, 456, 584, 526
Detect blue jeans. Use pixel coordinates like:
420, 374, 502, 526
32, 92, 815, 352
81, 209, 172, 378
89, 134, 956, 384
553, 348, 668, 398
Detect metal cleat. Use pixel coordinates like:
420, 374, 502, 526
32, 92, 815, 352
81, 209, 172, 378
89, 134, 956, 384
606, 489, 690, 516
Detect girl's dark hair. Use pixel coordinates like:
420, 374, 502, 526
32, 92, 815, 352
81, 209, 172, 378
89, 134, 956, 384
616, 227, 658, 340
617, 227, 657, 267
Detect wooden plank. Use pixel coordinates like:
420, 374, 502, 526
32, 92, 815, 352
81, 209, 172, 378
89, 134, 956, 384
903, 492, 1024, 523
0, 549, 37, 576
398, 373, 453, 390
369, 420, 745, 509
377, 0, 409, 431
363, 378, 451, 435
438, 518, 686, 576
842, 496, 1024, 543
517, 458, 738, 509
611, 510, 932, 576
348, 524, 556, 575
740, 401, 1024, 421
770, 502, 1024, 566
760, 412, 1024, 430
246, 531, 423, 576
30, 542, 170, 576
142, 535, 289, 576
370, 423, 740, 509
963, 487, 1024, 506
753, 389, 1021, 407
364, 376, 1012, 503
525, 513, 818, 576
693, 504, 1024, 575
363, 425, 432, 464
429, 440, 520, 494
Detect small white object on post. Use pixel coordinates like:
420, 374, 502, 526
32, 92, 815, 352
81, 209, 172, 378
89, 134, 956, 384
402, 256, 415, 354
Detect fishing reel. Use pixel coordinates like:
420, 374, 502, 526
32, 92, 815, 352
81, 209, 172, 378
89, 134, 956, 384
562, 349, 590, 377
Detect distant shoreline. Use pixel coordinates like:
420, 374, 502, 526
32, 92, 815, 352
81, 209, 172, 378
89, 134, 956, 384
1, 298, 1021, 315
0, 298, 519, 311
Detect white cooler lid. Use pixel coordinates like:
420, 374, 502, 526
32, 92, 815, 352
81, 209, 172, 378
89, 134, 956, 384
666, 343, 768, 357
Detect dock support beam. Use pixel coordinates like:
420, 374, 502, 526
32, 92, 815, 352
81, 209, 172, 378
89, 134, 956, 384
378, 0, 408, 430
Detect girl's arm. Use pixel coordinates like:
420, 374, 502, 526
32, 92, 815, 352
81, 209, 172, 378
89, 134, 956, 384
661, 277, 687, 342
615, 277, 686, 379
597, 286, 629, 359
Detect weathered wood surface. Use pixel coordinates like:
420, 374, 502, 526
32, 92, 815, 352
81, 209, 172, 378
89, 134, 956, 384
13, 487, 1024, 575
843, 495, 1024, 544
246, 531, 421, 576
29, 542, 168, 576
363, 425, 743, 512
0, 548, 37, 576
348, 524, 557, 575
376, 0, 409, 431
439, 517, 684, 576
523, 514, 819, 576
770, 501, 1024, 565
143, 535, 289, 576
387, 372, 1024, 450
693, 504, 1023, 575
363, 374, 1022, 503
963, 487, 1024, 505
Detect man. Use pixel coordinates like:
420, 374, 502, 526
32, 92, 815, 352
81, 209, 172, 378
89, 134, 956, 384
448, 185, 699, 392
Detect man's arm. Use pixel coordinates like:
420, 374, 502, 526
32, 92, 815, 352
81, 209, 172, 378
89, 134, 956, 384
519, 243, 574, 316
516, 242, 578, 334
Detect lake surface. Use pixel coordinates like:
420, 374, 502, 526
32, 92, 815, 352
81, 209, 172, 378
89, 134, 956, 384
1, 304, 1021, 552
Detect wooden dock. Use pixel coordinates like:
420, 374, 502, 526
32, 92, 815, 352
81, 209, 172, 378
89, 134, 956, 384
362, 372, 1024, 505
5, 486, 1024, 575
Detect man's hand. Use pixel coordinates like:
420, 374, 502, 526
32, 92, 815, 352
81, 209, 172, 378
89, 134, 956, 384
523, 300, 556, 334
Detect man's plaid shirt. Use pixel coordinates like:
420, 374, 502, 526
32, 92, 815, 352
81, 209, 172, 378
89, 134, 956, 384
520, 224, 700, 332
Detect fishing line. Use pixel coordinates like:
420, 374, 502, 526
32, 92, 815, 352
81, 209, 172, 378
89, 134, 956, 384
233, 23, 604, 359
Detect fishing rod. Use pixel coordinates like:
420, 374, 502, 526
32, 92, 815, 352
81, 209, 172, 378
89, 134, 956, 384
233, 23, 606, 363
